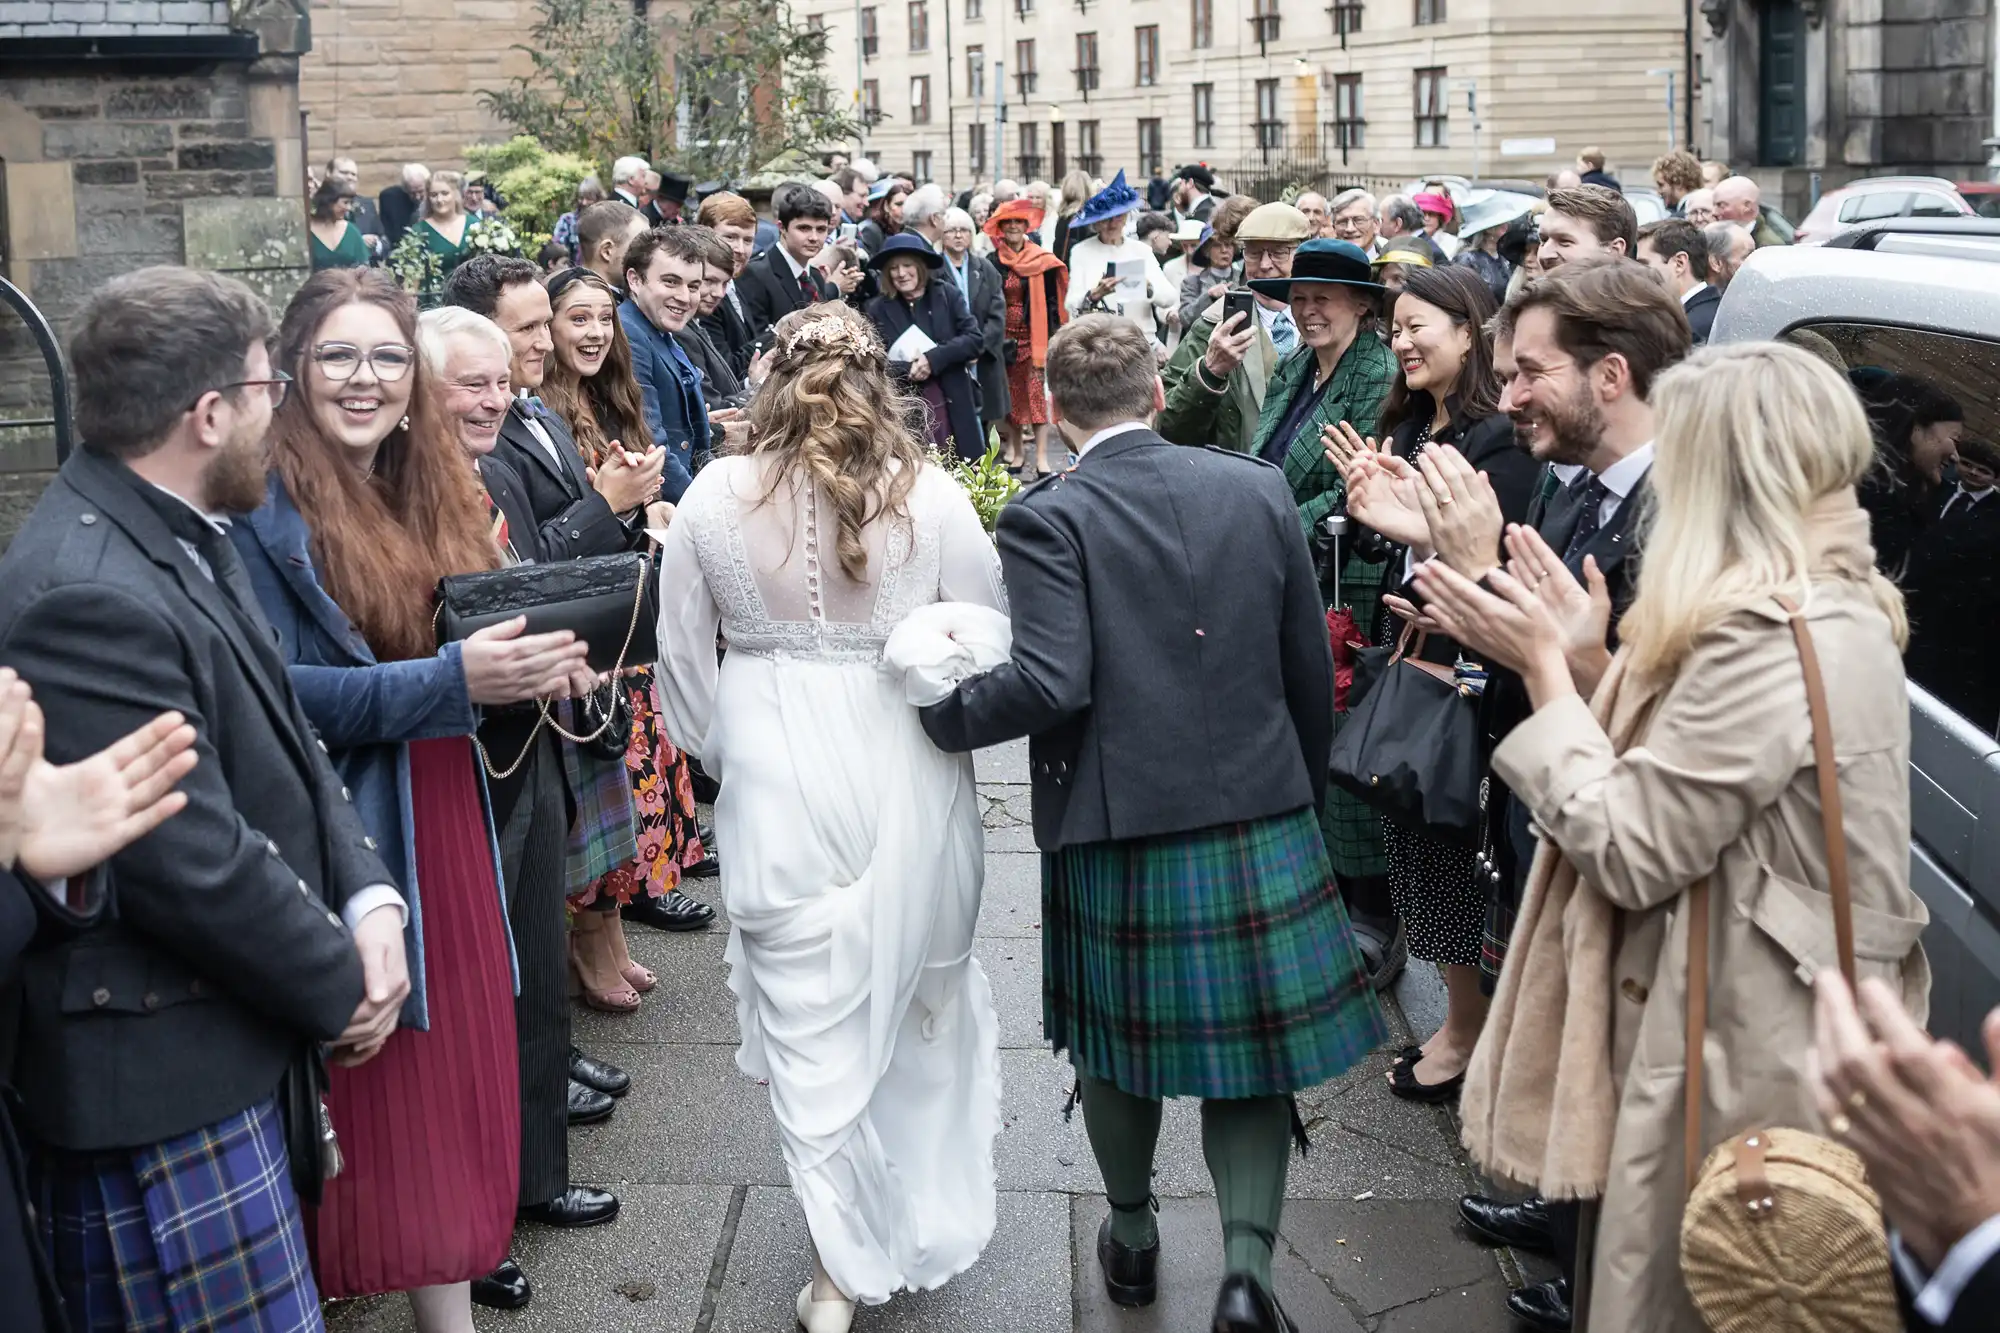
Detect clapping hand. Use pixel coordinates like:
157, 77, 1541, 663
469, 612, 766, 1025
1415, 445, 1504, 579
0, 668, 199, 884
588, 440, 668, 514
1325, 422, 1430, 548
1410, 560, 1574, 706
1503, 525, 1614, 696
829, 263, 862, 296
1809, 972, 2000, 1274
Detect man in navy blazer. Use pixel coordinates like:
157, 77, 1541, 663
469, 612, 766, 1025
621, 226, 715, 490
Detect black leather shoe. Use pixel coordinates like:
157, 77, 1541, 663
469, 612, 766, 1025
567, 1078, 614, 1126
1349, 917, 1407, 993
1095, 1215, 1158, 1307
569, 1046, 630, 1098
470, 1257, 531, 1310
1505, 1277, 1571, 1332
519, 1186, 620, 1228
682, 855, 719, 879
1459, 1193, 1555, 1256
622, 888, 715, 932
1210, 1273, 1298, 1332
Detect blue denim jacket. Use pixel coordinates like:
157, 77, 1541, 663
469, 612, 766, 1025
229, 475, 517, 1029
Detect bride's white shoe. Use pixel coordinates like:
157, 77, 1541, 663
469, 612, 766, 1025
796, 1282, 855, 1333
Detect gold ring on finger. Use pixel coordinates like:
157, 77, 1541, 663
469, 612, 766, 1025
1828, 1111, 1853, 1136
1847, 1089, 1868, 1112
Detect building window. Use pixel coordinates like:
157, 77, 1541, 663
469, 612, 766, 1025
860, 6, 879, 59
1014, 0, 1032, 15
1249, 0, 1280, 51
1075, 31, 1100, 97
1331, 72, 1365, 149
966, 0, 981, 17
806, 11, 824, 33
1015, 38, 1038, 97
1330, 0, 1361, 38
1414, 65, 1448, 146
1192, 82, 1214, 149
1138, 117, 1162, 178
1077, 119, 1101, 175
911, 75, 932, 123
1191, 0, 1212, 48
863, 78, 883, 125
913, 150, 933, 181
1415, 0, 1443, 22
1135, 25, 1160, 86
1018, 121, 1042, 179
1254, 78, 1283, 154
969, 122, 987, 173
909, 0, 929, 50
966, 44, 984, 99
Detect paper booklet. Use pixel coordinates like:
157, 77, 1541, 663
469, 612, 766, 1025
886, 323, 938, 362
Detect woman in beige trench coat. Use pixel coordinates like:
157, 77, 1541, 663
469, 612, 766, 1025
1413, 340, 1931, 1333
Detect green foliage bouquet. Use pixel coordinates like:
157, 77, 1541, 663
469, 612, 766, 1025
946, 444, 1020, 534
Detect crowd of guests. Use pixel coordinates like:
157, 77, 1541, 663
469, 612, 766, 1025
0, 139, 1992, 1333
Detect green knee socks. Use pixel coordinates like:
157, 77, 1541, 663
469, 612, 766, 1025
1079, 1077, 1163, 1249
1202, 1094, 1293, 1290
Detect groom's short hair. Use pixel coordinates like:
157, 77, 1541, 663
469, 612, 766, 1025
1045, 315, 1158, 430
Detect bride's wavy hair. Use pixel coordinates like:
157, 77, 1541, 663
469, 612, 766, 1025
746, 304, 929, 582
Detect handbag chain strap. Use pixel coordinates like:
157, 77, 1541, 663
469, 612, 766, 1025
1681, 593, 1856, 1197
455, 560, 653, 780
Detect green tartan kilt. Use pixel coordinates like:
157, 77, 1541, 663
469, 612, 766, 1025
1042, 806, 1388, 1100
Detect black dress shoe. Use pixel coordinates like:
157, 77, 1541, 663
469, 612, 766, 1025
1210, 1273, 1298, 1332
569, 1045, 630, 1098
682, 854, 719, 879
470, 1257, 531, 1310
1506, 1277, 1571, 1332
567, 1078, 614, 1126
622, 888, 715, 932
1349, 917, 1407, 993
1095, 1216, 1158, 1307
519, 1185, 620, 1228
1458, 1193, 1555, 1256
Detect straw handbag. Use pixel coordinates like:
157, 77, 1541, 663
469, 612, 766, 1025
1676, 597, 1899, 1333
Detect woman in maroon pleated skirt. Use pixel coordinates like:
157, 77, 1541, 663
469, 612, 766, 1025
231, 268, 593, 1331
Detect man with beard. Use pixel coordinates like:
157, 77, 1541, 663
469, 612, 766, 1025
0, 266, 408, 1323
1409, 260, 1689, 1333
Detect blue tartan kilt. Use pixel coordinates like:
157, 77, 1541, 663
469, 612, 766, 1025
1043, 806, 1388, 1100
32, 1097, 323, 1333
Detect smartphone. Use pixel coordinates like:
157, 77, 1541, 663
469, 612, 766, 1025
1105, 261, 1119, 280
1223, 288, 1256, 328
837, 221, 860, 245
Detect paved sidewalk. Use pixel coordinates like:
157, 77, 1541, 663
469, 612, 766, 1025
328, 740, 1524, 1331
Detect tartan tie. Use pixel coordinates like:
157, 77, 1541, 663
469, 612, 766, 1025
481, 486, 510, 556
799, 269, 818, 305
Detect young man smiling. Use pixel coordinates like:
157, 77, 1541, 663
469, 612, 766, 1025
621, 226, 720, 488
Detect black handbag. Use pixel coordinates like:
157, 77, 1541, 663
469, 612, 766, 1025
277, 1040, 341, 1205
1326, 625, 1484, 847
435, 551, 657, 676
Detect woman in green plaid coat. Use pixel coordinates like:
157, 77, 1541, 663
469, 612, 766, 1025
1242, 240, 1401, 924
920, 312, 1386, 1333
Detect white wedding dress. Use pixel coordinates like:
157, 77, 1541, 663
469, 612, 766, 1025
653, 454, 1008, 1304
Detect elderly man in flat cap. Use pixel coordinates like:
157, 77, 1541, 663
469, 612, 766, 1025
1157, 201, 1312, 454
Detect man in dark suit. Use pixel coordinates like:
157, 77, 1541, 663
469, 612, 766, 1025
1408, 261, 1690, 1333
0, 266, 408, 1321
919, 316, 1383, 1333
735, 185, 853, 341
378, 162, 429, 250
1638, 217, 1721, 344
1900, 436, 2000, 734
695, 190, 762, 380
327, 156, 385, 256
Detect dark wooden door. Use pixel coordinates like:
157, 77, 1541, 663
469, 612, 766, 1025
1051, 121, 1067, 179
1759, 0, 1805, 165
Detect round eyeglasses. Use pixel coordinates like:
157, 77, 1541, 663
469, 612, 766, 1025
313, 341, 416, 382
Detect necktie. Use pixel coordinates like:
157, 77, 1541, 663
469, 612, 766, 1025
481, 486, 511, 557
1564, 477, 1612, 563
799, 268, 819, 305
1269, 309, 1298, 354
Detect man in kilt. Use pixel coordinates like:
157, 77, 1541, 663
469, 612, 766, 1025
0, 268, 409, 1332
921, 314, 1386, 1333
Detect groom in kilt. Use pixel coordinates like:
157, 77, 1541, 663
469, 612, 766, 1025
921, 314, 1385, 1333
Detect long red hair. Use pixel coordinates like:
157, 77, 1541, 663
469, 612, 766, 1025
268, 269, 499, 662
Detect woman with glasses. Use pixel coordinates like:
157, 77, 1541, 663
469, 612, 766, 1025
229, 268, 595, 1333
539, 266, 714, 1007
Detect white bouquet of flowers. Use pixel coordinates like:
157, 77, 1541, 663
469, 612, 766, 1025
464, 214, 521, 258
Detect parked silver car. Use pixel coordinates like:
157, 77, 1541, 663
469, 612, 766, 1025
1713, 220, 2000, 1055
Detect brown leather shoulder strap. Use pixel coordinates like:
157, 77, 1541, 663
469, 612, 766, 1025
1683, 594, 1855, 1197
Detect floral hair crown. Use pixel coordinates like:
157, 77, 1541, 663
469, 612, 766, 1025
779, 311, 882, 364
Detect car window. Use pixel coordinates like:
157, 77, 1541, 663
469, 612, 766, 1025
1975, 195, 2000, 219
1782, 321, 1999, 739
1841, 191, 1912, 223
1910, 192, 1967, 218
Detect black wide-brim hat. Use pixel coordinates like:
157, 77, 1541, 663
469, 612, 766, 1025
1247, 238, 1384, 299
866, 232, 944, 270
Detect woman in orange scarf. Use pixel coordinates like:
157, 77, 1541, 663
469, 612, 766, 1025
986, 198, 1068, 476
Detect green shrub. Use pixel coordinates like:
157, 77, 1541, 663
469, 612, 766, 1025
464, 135, 599, 252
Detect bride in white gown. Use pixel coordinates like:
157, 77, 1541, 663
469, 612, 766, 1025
652, 304, 1008, 1332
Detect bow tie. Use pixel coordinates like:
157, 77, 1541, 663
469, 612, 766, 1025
515, 395, 551, 421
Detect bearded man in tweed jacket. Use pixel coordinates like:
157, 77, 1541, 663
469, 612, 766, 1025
921, 314, 1385, 1333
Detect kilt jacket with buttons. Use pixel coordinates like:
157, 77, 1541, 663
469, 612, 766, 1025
230, 473, 515, 1032
0, 449, 387, 1153
919, 428, 1334, 849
